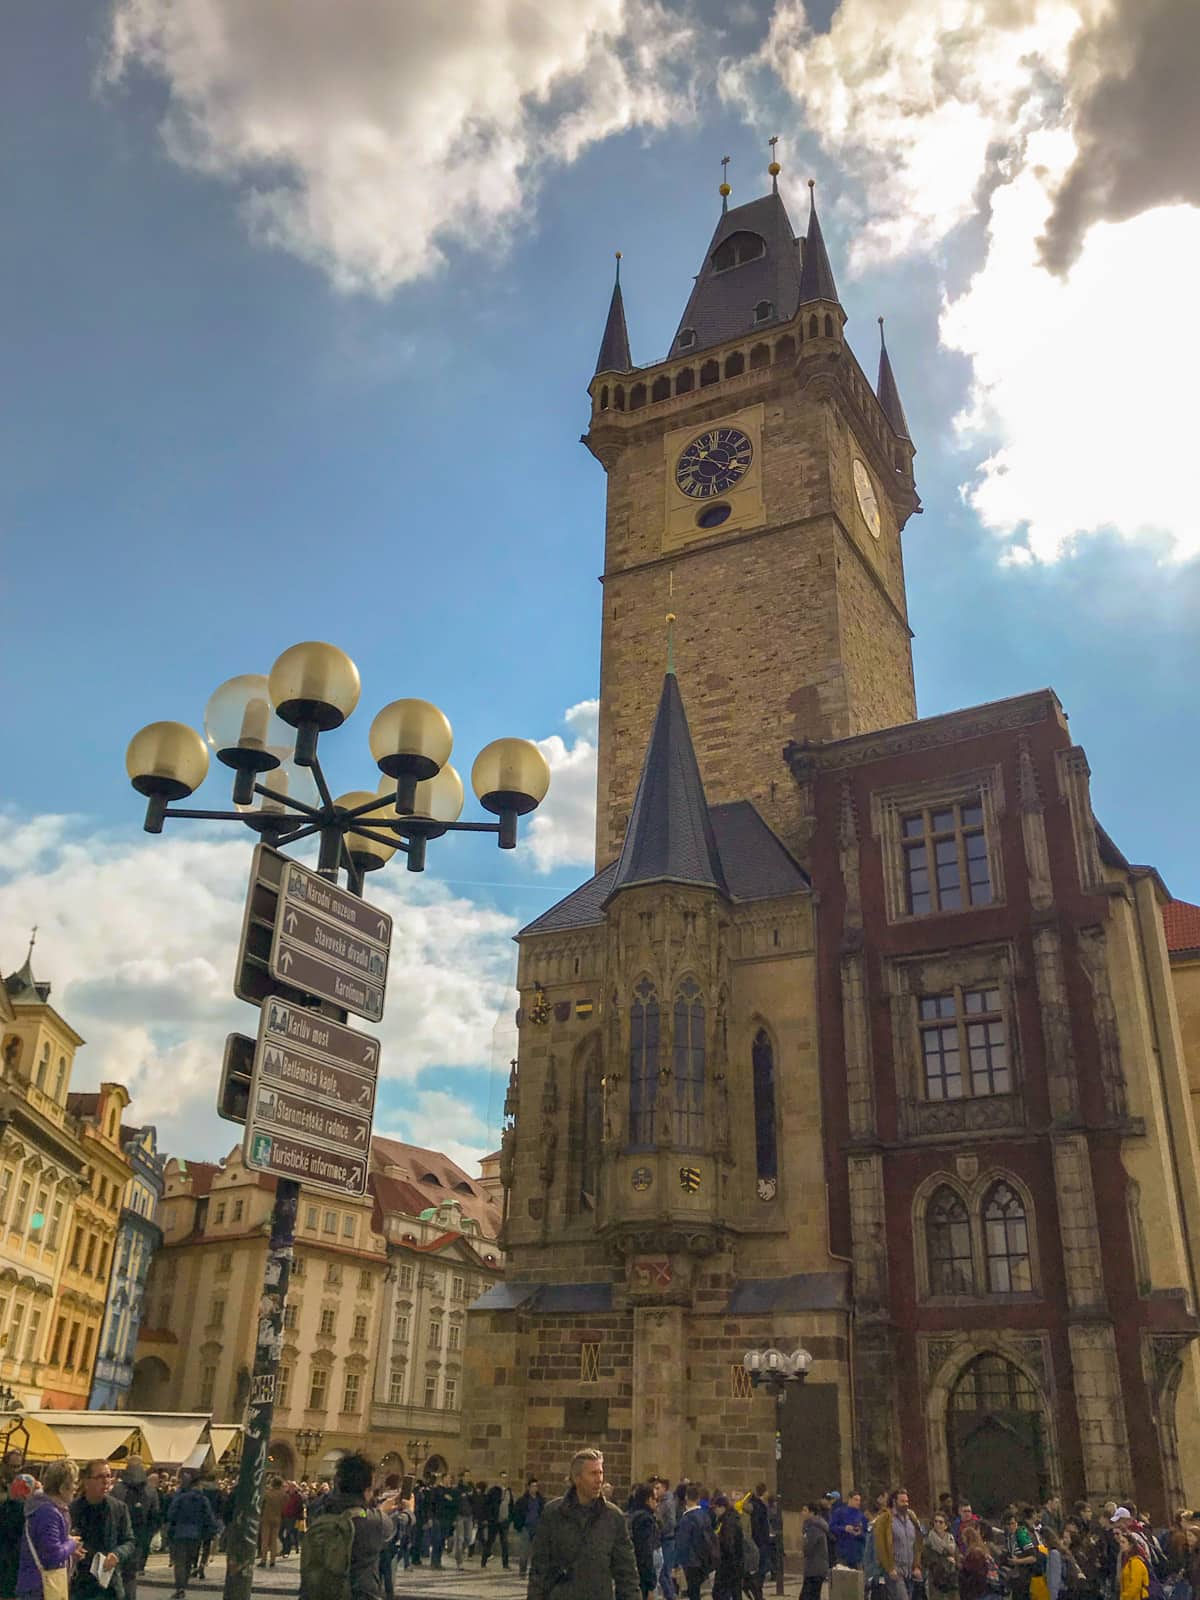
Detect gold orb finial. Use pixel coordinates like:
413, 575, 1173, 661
719, 183, 731, 197
768, 135, 781, 187
666, 612, 676, 624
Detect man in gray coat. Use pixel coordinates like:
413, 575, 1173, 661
527, 1448, 639, 1600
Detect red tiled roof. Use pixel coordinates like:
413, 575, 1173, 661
370, 1135, 501, 1236
1164, 899, 1200, 956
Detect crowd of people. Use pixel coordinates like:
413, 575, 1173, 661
5, 1440, 1200, 1600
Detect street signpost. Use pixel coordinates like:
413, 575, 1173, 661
234, 844, 392, 1020
242, 1000, 380, 1199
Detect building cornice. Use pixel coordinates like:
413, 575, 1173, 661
785, 689, 1068, 778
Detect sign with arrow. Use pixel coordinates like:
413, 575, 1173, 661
242, 999, 381, 1198
268, 861, 390, 1022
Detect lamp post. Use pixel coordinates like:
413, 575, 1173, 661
743, 1346, 813, 1595
406, 1437, 431, 1476
124, 640, 550, 1600
295, 1428, 324, 1482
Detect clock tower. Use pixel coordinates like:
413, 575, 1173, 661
585, 176, 920, 866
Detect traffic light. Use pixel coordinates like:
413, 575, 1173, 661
218, 1033, 255, 1124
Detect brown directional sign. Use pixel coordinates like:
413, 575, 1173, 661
234, 844, 392, 1021
269, 859, 389, 1022
243, 999, 380, 1199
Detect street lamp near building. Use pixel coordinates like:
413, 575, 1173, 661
743, 1346, 813, 1595
124, 640, 551, 1600
406, 1438, 431, 1476
295, 1428, 324, 1482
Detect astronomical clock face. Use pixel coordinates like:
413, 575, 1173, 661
853, 458, 881, 538
675, 427, 754, 499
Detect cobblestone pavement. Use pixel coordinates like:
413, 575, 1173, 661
138, 1551, 528, 1598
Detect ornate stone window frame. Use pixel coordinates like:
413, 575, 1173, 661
888, 942, 1025, 1141
871, 766, 1006, 925
912, 1165, 1042, 1304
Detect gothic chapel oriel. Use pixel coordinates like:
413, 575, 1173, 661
461, 156, 1200, 1521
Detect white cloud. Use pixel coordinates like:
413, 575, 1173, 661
376, 1090, 496, 1175
105, 0, 697, 296
527, 699, 599, 873
0, 814, 516, 1159
752, 0, 1200, 562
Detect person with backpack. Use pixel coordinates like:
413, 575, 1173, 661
164, 1470, 217, 1600
112, 1459, 158, 1579
301, 1453, 397, 1600
676, 1486, 717, 1600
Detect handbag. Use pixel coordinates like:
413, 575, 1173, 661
25, 1516, 72, 1600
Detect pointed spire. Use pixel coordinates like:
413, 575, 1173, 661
593, 252, 632, 376
768, 135, 781, 195
606, 673, 728, 902
798, 179, 840, 305
5, 930, 50, 1005
719, 155, 731, 214
876, 316, 911, 440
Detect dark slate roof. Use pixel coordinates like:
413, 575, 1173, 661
710, 801, 809, 899
4, 954, 50, 1005
520, 804, 807, 938
876, 319, 910, 440
798, 183, 840, 306
671, 191, 802, 357
473, 1281, 614, 1313
726, 1269, 849, 1313
522, 860, 619, 935
594, 276, 632, 375
606, 672, 728, 901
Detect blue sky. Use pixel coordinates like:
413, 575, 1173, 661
2, 0, 1197, 1166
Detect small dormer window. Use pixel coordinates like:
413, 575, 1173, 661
677, 328, 696, 350
754, 300, 773, 324
712, 231, 766, 273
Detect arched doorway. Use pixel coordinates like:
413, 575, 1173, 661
949, 1353, 1048, 1516
128, 1356, 171, 1410
267, 1440, 295, 1478
424, 1454, 448, 1480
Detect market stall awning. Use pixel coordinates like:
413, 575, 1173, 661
35, 1421, 139, 1461
0, 1416, 69, 1461
131, 1416, 210, 1467
210, 1426, 241, 1462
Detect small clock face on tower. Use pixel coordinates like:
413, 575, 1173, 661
675, 427, 754, 499
853, 458, 881, 538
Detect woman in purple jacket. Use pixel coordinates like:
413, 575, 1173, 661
17, 1461, 81, 1600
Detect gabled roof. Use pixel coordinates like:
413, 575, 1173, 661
1164, 898, 1200, 957
522, 801, 808, 937
876, 319, 910, 440
606, 672, 728, 902
671, 191, 802, 356
594, 271, 632, 376
798, 183, 840, 306
369, 1135, 501, 1237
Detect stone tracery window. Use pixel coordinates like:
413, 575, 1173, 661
673, 979, 705, 1148
951, 1351, 1038, 1412
752, 1029, 778, 1190
926, 1185, 973, 1294
628, 978, 660, 1147
983, 1181, 1032, 1293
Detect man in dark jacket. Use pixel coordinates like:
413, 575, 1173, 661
165, 1470, 217, 1600
481, 1473, 513, 1569
710, 1496, 744, 1600
512, 1476, 545, 1577
112, 1459, 159, 1577
675, 1485, 714, 1600
304, 1453, 396, 1600
528, 1448, 639, 1600
802, 1504, 832, 1600
70, 1462, 137, 1600
747, 1486, 772, 1576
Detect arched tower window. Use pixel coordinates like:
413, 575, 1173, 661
55, 1057, 68, 1101
951, 1352, 1038, 1414
651, 375, 671, 404
35, 1044, 50, 1090
754, 299, 773, 323
752, 1029, 778, 1190
673, 979, 705, 1148
712, 231, 766, 272
927, 1186, 973, 1295
579, 1044, 602, 1210
628, 978, 660, 1147
983, 1181, 1032, 1293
